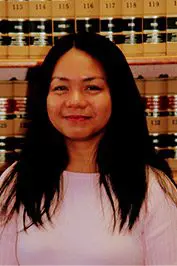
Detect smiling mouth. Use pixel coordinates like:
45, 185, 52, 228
64, 115, 91, 121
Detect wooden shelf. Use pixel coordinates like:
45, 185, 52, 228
1, 56, 177, 67
0, 59, 43, 68
127, 55, 177, 65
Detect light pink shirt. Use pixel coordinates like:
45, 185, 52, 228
0, 166, 177, 265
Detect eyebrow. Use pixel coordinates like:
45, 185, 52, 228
51, 76, 105, 82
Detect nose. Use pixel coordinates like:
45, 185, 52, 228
65, 90, 87, 109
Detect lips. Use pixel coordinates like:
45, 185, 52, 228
64, 115, 91, 121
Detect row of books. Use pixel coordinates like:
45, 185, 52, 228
1, 0, 177, 18
1, 0, 177, 57
0, 80, 29, 136
1, 19, 177, 57
0, 79, 27, 172
1, 17, 176, 33
135, 76, 177, 135
0, 32, 177, 58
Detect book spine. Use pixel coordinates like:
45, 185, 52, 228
143, 0, 166, 55
100, 0, 122, 45
75, 0, 100, 33
121, 0, 143, 56
7, 0, 29, 58
166, 0, 177, 55
29, 0, 52, 58
13, 80, 29, 136
0, 0, 8, 58
144, 77, 168, 134
52, 0, 75, 45
0, 81, 14, 172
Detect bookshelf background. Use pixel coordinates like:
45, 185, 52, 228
0, 0, 177, 183
1, 0, 177, 58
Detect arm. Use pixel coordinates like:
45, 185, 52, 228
143, 168, 177, 265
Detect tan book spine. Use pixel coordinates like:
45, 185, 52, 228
0, 81, 21, 172
167, 0, 177, 55
167, 77, 177, 134
7, 0, 29, 58
144, 0, 166, 16
0, 0, 8, 58
13, 80, 30, 136
52, 0, 75, 45
29, 0, 52, 59
75, 0, 100, 33
143, 0, 166, 55
122, 0, 143, 16
145, 77, 168, 134
0, 81, 14, 137
121, 0, 143, 56
100, 0, 122, 46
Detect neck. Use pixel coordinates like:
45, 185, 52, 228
65, 138, 100, 173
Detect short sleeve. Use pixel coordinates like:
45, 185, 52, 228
142, 167, 177, 265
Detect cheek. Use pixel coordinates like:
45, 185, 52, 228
102, 96, 112, 116
95, 97, 112, 124
47, 96, 61, 116
46, 97, 62, 126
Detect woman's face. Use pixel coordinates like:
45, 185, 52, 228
47, 48, 112, 141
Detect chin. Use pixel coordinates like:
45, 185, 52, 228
64, 130, 104, 142
65, 135, 93, 141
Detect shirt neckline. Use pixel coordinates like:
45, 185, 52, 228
63, 170, 100, 178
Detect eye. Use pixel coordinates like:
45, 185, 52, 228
52, 86, 68, 92
86, 85, 102, 92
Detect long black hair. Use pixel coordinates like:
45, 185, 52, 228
0, 32, 176, 232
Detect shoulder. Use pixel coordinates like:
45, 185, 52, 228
0, 161, 17, 184
143, 165, 177, 219
0, 161, 18, 226
146, 166, 177, 204
0, 161, 17, 205
0, 163, 18, 255
138, 167, 177, 265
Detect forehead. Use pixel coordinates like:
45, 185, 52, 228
52, 48, 106, 78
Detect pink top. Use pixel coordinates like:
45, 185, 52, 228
0, 165, 177, 265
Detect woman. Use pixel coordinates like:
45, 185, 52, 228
0, 32, 177, 265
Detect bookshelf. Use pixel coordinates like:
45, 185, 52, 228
0, 59, 43, 68
1, 55, 177, 67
